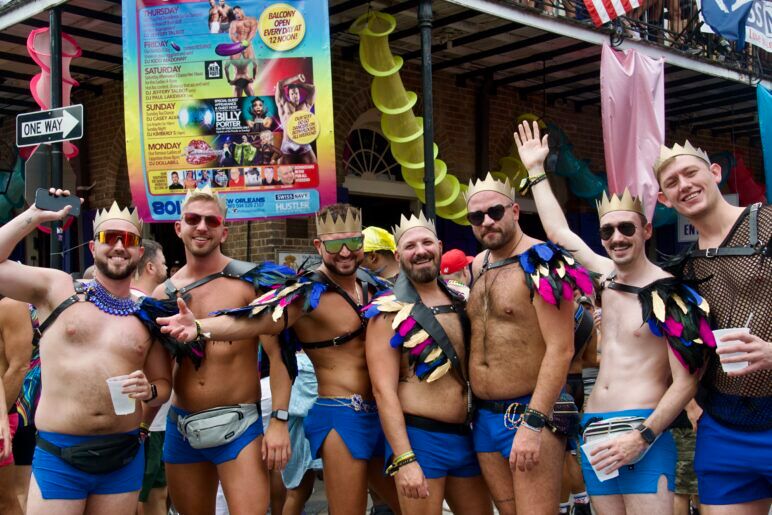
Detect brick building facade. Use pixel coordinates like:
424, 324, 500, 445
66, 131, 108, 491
0, 45, 763, 268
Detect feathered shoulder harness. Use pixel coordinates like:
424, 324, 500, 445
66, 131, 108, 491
362, 274, 469, 383
605, 273, 716, 372
480, 241, 595, 307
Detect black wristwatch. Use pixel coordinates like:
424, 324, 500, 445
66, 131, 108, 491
636, 423, 657, 445
271, 409, 289, 422
522, 411, 547, 431
143, 383, 158, 403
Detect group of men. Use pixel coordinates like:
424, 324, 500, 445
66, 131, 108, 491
0, 130, 769, 515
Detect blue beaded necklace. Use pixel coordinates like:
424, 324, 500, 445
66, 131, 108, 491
86, 280, 140, 316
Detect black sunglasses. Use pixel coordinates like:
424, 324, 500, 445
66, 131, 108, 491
467, 204, 512, 226
599, 222, 637, 241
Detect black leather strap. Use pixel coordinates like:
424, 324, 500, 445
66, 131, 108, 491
301, 325, 364, 350
689, 203, 764, 259
165, 260, 261, 299
480, 250, 519, 275
477, 399, 527, 414
404, 413, 471, 435
38, 295, 80, 334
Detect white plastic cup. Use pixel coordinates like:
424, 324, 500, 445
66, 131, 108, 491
581, 437, 620, 482
106, 375, 136, 416
713, 327, 751, 373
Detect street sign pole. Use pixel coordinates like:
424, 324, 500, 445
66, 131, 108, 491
50, 6, 63, 270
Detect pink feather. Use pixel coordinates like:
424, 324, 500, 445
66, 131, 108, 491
410, 338, 432, 356
663, 317, 683, 337
670, 345, 688, 369
561, 280, 573, 301
398, 317, 417, 336
699, 318, 716, 347
538, 277, 557, 305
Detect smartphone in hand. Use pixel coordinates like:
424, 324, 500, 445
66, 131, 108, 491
34, 188, 81, 217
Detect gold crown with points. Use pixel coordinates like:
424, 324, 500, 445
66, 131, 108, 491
392, 211, 437, 243
596, 188, 645, 218
93, 201, 142, 233
653, 140, 710, 176
183, 185, 227, 216
316, 206, 362, 236
463, 173, 515, 203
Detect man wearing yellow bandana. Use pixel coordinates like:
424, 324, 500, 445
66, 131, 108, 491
516, 122, 712, 515
364, 213, 492, 515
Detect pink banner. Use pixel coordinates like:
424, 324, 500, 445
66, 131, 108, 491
600, 44, 664, 221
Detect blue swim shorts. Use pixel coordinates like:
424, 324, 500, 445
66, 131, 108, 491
32, 430, 144, 500
386, 416, 480, 479
304, 396, 384, 461
163, 406, 263, 465
694, 411, 772, 505
580, 409, 675, 496
472, 394, 532, 458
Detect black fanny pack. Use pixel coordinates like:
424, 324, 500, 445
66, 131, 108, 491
36, 433, 141, 475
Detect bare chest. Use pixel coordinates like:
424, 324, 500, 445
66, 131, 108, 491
468, 266, 531, 320
173, 277, 255, 318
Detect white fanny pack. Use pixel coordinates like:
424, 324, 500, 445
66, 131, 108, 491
174, 404, 260, 450
582, 416, 658, 464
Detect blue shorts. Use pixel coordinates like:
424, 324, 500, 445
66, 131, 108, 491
386, 422, 480, 479
303, 397, 384, 461
694, 411, 772, 505
32, 431, 144, 500
163, 406, 263, 465
472, 394, 531, 458
580, 409, 675, 496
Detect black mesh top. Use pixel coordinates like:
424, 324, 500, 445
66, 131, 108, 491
680, 204, 772, 431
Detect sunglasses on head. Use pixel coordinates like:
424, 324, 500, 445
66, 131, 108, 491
466, 204, 512, 226
321, 236, 364, 254
183, 212, 223, 228
96, 230, 142, 248
599, 222, 638, 241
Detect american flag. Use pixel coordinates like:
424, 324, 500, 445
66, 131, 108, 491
583, 0, 641, 26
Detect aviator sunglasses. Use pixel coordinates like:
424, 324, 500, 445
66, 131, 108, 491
183, 212, 223, 228
466, 204, 513, 226
95, 230, 142, 248
599, 222, 638, 241
321, 236, 364, 254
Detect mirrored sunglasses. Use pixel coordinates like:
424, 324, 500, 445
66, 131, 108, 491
95, 230, 142, 248
321, 236, 364, 254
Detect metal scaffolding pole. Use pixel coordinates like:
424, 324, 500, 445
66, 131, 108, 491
49, 6, 63, 269
418, 0, 435, 220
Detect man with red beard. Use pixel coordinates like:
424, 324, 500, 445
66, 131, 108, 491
516, 123, 712, 515
365, 213, 492, 515
464, 169, 589, 515
0, 193, 172, 515
158, 203, 401, 515
154, 187, 292, 515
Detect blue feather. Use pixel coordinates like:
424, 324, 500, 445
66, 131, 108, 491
309, 282, 326, 310
363, 305, 381, 319
415, 362, 430, 377
648, 318, 663, 337
534, 243, 554, 262
390, 333, 405, 348
519, 253, 535, 274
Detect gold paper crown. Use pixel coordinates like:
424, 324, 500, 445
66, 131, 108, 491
653, 140, 710, 176
315, 207, 362, 236
392, 211, 437, 243
93, 201, 143, 233
463, 173, 516, 203
182, 185, 227, 216
596, 188, 645, 218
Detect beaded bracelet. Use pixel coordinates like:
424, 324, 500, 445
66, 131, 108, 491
519, 173, 548, 195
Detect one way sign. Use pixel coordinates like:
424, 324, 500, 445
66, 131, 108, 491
16, 105, 83, 147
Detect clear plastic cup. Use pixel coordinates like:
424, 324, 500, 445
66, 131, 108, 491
106, 375, 136, 416
713, 327, 751, 373
581, 436, 620, 482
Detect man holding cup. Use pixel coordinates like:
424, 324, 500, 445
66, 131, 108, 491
515, 123, 713, 514
0, 192, 172, 515
656, 141, 772, 513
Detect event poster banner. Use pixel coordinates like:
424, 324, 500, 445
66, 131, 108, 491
122, 0, 335, 222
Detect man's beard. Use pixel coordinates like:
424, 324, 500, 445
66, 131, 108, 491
478, 225, 515, 251
322, 253, 361, 277
95, 254, 138, 281
401, 256, 439, 284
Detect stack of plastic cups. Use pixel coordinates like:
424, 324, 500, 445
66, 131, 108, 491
350, 11, 468, 224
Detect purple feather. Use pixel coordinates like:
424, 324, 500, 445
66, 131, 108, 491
409, 338, 432, 356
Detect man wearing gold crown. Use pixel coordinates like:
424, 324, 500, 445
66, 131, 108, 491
656, 142, 772, 513
158, 203, 401, 514
151, 186, 294, 515
515, 122, 714, 515
363, 213, 492, 515
463, 164, 586, 515
0, 191, 173, 515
